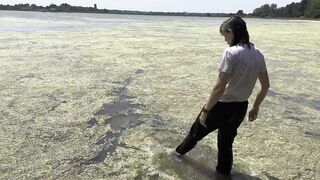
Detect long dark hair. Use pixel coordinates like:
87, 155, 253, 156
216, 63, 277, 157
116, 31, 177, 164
220, 16, 253, 48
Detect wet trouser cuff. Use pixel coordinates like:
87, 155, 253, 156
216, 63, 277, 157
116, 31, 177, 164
175, 134, 197, 155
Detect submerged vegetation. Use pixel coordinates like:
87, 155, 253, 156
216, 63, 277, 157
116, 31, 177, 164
0, 12, 319, 179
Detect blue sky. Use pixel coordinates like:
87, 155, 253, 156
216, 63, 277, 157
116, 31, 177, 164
1, 0, 301, 13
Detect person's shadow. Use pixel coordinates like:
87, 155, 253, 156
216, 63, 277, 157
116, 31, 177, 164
152, 133, 279, 180
175, 153, 261, 180
155, 147, 278, 180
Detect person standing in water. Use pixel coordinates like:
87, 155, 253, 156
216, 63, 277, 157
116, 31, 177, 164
175, 16, 270, 176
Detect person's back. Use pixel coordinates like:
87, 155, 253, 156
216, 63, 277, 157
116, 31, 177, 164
219, 44, 267, 102
175, 16, 270, 177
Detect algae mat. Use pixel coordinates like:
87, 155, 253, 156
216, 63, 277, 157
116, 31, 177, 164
0, 11, 319, 179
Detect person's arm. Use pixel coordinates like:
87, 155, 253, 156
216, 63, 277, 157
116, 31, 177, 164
248, 71, 270, 121
199, 72, 230, 127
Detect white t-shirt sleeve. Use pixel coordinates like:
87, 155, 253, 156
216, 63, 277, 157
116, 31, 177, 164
260, 56, 267, 72
218, 50, 233, 73
256, 48, 267, 72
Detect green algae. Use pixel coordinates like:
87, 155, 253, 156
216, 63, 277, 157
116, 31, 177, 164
0, 14, 319, 179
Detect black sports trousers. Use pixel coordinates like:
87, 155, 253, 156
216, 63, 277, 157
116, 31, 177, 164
176, 101, 248, 175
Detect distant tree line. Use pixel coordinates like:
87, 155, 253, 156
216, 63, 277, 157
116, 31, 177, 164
252, 0, 320, 18
0, 1, 319, 19
0, 3, 234, 17
0, 3, 100, 13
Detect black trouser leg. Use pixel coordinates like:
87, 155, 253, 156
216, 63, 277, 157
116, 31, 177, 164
216, 102, 248, 175
216, 127, 237, 174
176, 111, 218, 155
176, 101, 247, 174
176, 113, 207, 155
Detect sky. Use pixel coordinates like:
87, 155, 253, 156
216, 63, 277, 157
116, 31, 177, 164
0, 0, 301, 13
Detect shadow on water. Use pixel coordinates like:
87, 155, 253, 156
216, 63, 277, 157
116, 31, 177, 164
267, 89, 280, 97
171, 154, 278, 180
267, 89, 320, 111
304, 131, 320, 139
180, 156, 259, 180
310, 99, 320, 110
149, 138, 278, 180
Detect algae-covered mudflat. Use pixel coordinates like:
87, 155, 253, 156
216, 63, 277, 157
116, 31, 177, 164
0, 10, 319, 179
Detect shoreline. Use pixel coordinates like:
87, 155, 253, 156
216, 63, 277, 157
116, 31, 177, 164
1, 9, 319, 22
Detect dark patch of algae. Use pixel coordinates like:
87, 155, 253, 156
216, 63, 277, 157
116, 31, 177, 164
83, 69, 147, 165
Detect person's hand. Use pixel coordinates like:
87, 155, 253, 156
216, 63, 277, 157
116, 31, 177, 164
248, 108, 259, 122
199, 112, 208, 127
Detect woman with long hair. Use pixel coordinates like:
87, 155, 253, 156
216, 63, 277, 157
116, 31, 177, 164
175, 16, 270, 176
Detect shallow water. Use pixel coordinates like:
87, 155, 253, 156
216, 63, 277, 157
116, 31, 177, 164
0, 10, 319, 179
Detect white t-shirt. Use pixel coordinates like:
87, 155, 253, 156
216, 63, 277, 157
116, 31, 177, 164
218, 44, 267, 102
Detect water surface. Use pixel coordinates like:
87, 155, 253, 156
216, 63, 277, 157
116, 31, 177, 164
0, 10, 319, 179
